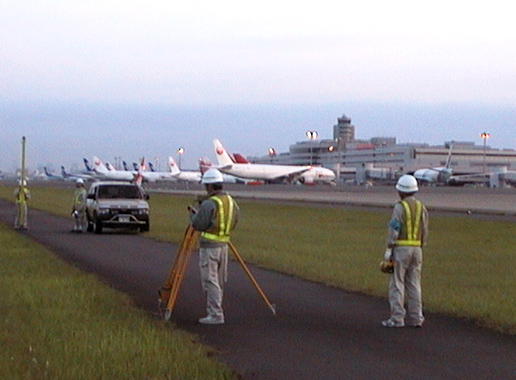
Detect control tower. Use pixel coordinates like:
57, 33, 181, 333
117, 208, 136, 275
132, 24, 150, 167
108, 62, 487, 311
333, 114, 355, 147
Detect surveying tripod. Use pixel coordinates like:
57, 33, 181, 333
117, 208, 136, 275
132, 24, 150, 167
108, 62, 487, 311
159, 224, 276, 321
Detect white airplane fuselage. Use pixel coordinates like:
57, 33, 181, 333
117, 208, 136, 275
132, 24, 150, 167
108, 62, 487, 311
299, 167, 337, 184
413, 167, 453, 184
221, 163, 310, 181
213, 139, 335, 184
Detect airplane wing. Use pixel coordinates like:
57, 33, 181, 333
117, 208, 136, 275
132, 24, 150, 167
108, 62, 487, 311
447, 169, 515, 187
282, 167, 313, 181
218, 164, 234, 171
447, 172, 495, 186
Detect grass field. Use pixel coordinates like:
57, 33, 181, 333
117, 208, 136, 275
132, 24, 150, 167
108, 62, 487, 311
0, 219, 236, 379
1, 183, 515, 377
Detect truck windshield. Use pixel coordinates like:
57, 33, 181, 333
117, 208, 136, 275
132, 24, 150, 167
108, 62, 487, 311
97, 185, 142, 199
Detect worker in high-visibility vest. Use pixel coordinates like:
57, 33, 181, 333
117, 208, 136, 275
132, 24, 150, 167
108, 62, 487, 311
382, 174, 429, 328
14, 180, 30, 230
190, 168, 239, 325
71, 178, 87, 233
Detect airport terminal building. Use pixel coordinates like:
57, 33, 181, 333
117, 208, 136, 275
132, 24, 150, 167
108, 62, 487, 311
250, 114, 516, 184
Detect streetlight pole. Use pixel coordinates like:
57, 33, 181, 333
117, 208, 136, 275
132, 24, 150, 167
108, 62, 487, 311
328, 144, 339, 180
305, 131, 318, 166
177, 147, 185, 169
480, 132, 490, 173
335, 137, 342, 180
268, 148, 276, 164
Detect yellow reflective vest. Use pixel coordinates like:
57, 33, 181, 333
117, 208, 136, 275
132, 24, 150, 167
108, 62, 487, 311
395, 199, 424, 247
15, 187, 30, 204
201, 194, 237, 243
73, 188, 87, 207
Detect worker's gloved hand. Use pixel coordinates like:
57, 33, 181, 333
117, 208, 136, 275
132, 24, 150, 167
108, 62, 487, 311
384, 248, 393, 261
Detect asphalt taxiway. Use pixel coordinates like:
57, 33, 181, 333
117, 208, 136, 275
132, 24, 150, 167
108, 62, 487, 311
1, 188, 515, 379
148, 182, 516, 219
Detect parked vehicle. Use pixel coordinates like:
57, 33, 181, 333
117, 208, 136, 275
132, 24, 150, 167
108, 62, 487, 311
86, 182, 150, 234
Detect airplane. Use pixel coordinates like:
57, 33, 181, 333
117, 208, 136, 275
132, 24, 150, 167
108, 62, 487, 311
61, 166, 94, 181
132, 157, 145, 186
413, 143, 454, 184
447, 166, 516, 188
96, 156, 167, 183
44, 166, 64, 180
168, 156, 202, 183
121, 157, 185, 182
83, 158, 95, 173
199, 157, 239, 183
233, 153, 251, 164
91, 156, 138, 182
213, 139, 336, 185
105, 162, 117, 171
140, 165, 163, 182
411, 143, 516, 187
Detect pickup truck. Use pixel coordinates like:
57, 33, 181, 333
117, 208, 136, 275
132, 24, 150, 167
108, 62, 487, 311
86, 182, 150, 234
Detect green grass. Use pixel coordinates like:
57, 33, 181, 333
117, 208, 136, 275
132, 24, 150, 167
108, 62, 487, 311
146, 190, 516, 334
1, 184, 516, 340
0, 221, 236, 380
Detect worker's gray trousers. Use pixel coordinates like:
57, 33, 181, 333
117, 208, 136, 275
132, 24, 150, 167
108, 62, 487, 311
199, 245, 228, 320
388, 246, 424, 325
14, 202, 28, 229
73, 210, 87, 232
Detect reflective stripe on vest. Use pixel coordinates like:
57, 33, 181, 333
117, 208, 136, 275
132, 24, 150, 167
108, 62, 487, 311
201, 195, 235, 243
395, 200, 423, 247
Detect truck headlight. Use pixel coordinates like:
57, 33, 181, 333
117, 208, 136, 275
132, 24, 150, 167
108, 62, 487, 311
97, 208, 111, 215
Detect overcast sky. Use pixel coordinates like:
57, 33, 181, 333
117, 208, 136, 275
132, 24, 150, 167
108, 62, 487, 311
1, 1, 515, 172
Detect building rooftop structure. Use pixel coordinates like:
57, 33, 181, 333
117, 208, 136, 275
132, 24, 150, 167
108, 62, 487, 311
249, 114, 516, 185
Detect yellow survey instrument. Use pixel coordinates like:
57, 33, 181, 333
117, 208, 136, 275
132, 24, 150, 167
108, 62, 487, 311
228, 242, 276, 317
159, 223, 276, 321
159, 224, 199, 321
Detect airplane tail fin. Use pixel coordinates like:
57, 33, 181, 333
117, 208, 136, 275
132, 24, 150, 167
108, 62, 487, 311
93, 156, 108, 173
132, 157, 144, 186
83, 158, 94, 172
44, 167, 52, 177
198, 157, 212, 174
148, 162, 156, 172
213, 139, 236, 166
61, 166, 69, 178
233, 153, 250, 164
445, 142, 454, 169
123, 161, 130, 171
168, 156, 181, 175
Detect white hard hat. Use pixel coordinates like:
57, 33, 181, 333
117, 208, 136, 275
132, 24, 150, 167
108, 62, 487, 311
76, 178, 84, 185
201, 168, 223, 184
396, 174, 419, 193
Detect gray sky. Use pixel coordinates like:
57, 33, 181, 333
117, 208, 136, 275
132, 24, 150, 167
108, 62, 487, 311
1, 1, 515, 172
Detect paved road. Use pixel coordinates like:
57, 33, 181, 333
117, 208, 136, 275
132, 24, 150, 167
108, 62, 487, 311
1, 198, 516, 379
